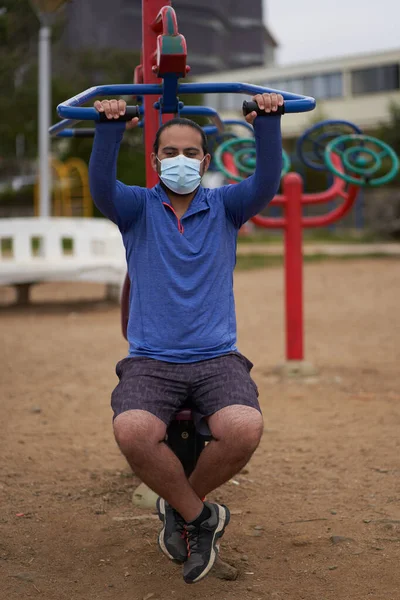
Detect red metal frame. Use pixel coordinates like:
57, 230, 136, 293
251, 154, 359, 361
142, 0, 170, 188
221, 152, 359, 362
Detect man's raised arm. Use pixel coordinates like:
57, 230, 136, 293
89, 99, 144, 230
221, 93, 283, 229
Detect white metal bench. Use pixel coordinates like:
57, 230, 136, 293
0, 218, 126, 304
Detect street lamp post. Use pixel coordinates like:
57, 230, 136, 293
29, 0, 68, 217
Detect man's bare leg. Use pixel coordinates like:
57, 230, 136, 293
113, 409, 203, 522
189, 405, 263, 500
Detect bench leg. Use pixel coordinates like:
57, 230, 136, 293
105, 283, 121, 303
15, 283, 32, 306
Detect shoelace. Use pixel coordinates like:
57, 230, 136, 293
173, 511, 186, 540
184, 524, 201, 557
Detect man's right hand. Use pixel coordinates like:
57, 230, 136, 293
94, 99, 139, 130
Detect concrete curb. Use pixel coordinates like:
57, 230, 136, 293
236, 243, 400, 257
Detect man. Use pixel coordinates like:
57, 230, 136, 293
89, 93, 283, 584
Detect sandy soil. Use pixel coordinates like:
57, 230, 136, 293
1, 259, 400, 600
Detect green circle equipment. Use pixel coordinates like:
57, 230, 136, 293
214, 137, 291, 181
324, 134, 399, 187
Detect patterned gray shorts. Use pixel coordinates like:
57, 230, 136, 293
111, 352, 260, 433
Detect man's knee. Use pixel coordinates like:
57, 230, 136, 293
210, 406, 264, 458
113, 410, 166, 459
234, 413, 263, 456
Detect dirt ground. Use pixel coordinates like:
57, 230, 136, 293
1, 259, 400, 600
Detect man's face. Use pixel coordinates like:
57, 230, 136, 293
151, 125, 211, 176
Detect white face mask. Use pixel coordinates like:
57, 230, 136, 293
158, 155, 205, 195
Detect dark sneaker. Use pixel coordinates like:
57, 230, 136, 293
156, 497, 188, 563
183, 502, 230, 584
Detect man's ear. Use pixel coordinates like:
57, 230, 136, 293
151, 152, 158, 173
202, 153, 212, 174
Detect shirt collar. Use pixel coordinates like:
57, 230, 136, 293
155, 183, 208, 217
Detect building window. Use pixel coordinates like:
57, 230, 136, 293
267, 72, 343, 100
268, 79, 287, 92
326, 73, 343, 98
221, 94, 249, 111
309, 72, 343, 99
289, 79, 305, 96
351, 64, 400, 94
265, 78, 304, 96
302, 76, 314, 97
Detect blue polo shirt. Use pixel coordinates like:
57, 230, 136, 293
89, 117, 282, 362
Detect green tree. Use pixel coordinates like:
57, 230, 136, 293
0, 0, 206, 206
0, 2, 144, 165
0, 0, 39, 161
376, 101, 400, 156
0, 1, 147, 195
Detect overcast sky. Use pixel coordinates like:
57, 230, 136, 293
264, 0, 399, 65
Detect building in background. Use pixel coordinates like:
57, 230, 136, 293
63, 0, 278, 75
196, 48, 400, 138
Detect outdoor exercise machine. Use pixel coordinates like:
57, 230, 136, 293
49, 1, 316, 478
213, 118, 399, 370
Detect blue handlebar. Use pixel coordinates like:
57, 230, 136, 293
50, 82, 316, 136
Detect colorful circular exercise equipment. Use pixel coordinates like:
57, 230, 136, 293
324, 134, 400, 187
296, 119, 363, 171
213, 137, 291, 181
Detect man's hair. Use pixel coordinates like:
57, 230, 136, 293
153, 117, 208, 155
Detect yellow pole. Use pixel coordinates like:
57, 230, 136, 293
52, 159, 72, 216
64, 158, 93, 217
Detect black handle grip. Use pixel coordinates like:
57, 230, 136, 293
97, 105, 140, 122
242, 100, 285, 117
73, 128, 95, 138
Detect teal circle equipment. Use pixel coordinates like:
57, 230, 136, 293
214, 137, 290, 181
234, 147, 257, 174
325, 134, 399, 187
343, 146, 381, 176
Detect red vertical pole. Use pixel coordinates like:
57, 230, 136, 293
142, 0, 171, 188
283, 172, 304, 361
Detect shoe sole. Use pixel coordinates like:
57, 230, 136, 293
157, 497, 176, 562
156, 497, 185, 564
186, 504, 231, 584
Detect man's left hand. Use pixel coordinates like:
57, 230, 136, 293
245, 93, 284, 125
